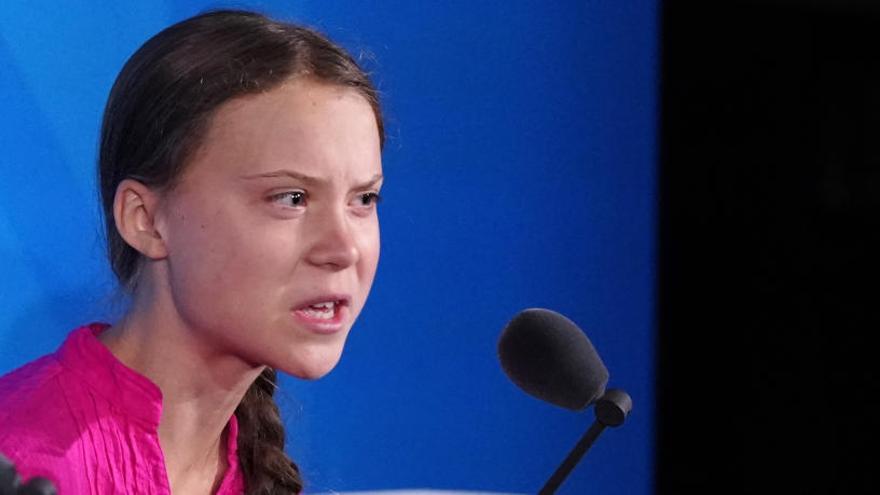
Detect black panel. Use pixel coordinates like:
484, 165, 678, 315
658, 1, 880, 492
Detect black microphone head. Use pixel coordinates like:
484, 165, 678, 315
1, 453, 21, 494
498, 308, 609, 410
18, 477, 58, 495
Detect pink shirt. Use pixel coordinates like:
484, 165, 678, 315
0, 323, 245, 494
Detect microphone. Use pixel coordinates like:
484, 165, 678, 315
498, 308, 632, 494
0, 454, 57, 495
498, 308, 609, 410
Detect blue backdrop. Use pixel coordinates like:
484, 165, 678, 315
0, 1, 656, 493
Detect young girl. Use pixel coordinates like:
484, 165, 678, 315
0, 9, 384, 495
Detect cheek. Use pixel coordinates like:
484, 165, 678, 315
356, 220, 381, 292
163, 202, 296, 326
169, 210, 239, 279
167, 196, 289, 272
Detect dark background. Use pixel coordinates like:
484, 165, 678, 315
658, 0, 879, 492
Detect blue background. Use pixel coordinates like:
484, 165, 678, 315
0, 1, 656, 493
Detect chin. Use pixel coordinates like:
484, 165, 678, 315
281, 351, 344, 380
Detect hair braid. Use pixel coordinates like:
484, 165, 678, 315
236, 368, 302, 494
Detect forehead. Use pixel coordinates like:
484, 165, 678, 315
183, 79, 382, 182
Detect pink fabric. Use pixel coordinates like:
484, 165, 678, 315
0, 323, 245, 494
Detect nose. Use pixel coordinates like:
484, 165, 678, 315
305, 207, 359, 270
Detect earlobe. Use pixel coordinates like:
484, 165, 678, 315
113, 179, 169, 260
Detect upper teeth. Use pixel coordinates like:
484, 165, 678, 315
311, 301, 336, 309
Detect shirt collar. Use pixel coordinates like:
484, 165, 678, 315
57, 322, 164, 427
55, 323, 244, 488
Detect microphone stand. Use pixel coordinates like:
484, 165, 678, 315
538, 389, 632, 495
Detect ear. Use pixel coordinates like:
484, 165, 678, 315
113, 178, 168, 260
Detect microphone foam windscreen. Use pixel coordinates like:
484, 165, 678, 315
498, 308, 609, 410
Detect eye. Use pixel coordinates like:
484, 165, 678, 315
270, 190, 307, 208
354, 192, 382, 208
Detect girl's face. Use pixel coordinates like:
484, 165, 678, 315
154, 79, 382, 379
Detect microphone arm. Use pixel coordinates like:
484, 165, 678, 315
539, 389, 633, 495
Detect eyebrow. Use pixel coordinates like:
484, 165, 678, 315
239, 170, 384, 189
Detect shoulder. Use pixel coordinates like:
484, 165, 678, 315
0, 323, 112, 438
0, 353, 66, 425
0, 354, 84, 491
0, 350, 130, 495
0, 353, 80, 450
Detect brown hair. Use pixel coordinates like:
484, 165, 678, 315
98, 9, 383, 494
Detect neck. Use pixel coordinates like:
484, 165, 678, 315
100, 273, 265, 492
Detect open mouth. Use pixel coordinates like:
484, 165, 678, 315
292, 297, 350, 333
297, 300, 340, 320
